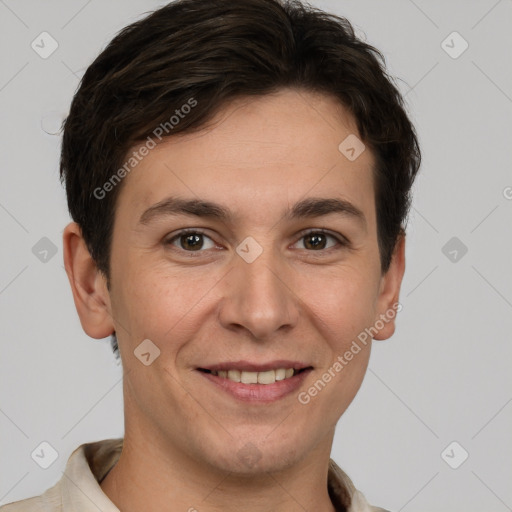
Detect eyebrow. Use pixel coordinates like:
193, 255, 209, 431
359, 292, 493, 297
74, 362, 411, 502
138, 196, 366, 228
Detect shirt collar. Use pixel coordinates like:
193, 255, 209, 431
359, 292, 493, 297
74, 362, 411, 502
60, 438, 376, 512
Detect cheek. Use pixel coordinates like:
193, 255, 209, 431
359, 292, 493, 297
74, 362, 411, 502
302, 264, 379, 342
113, 263, 219, 347
300, 275, 375, 415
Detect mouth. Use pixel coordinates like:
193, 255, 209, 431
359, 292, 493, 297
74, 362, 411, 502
197, 367, 312, 385
196, 364, 314, 403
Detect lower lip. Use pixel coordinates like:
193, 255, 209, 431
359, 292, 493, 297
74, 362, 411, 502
197, 369, 313, 403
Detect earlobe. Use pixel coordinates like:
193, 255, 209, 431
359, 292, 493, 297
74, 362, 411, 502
373, 232, 406, 341
62, 222, 115, 339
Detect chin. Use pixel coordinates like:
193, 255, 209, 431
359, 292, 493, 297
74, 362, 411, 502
201, 433, 304, 476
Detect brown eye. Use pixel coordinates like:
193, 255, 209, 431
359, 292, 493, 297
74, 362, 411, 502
304, 233, 327, 250
295, 230, 346, 251
179, 233, 203, 251
166, 230, 215, 252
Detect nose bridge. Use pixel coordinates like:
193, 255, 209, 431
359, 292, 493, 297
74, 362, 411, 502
218, 239, 298, 339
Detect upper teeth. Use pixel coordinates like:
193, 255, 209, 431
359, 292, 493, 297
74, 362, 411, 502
211, 368, 296, 384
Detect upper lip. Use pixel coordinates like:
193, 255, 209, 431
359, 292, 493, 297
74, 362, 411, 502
198, 360, 312, 372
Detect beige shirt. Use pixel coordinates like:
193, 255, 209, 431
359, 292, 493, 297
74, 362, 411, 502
0, 438, 389, 512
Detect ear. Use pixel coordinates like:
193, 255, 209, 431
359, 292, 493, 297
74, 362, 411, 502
62, 222, 115, 339
373, 232, 406, 341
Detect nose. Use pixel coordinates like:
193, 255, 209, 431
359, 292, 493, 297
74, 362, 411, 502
217, 246, 300, 340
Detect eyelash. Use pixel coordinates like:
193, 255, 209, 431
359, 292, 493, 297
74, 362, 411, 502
164, 228, 349, 255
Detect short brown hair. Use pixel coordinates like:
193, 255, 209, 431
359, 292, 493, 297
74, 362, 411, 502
61, 0, 420, 284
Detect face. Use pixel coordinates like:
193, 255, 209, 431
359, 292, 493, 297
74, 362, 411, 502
84, 88, 403, 474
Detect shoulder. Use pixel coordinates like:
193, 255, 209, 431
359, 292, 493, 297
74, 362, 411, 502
0, 438, 122, 512
0, 479, 62, 512
0, 497, 43, 512
352, 489, 392, 512
328, 459, 392, 512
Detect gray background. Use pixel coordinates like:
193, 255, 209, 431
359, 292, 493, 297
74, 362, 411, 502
1, 0, 511, 510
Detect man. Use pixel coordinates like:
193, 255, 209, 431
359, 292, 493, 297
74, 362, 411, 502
1, 0, 420, 510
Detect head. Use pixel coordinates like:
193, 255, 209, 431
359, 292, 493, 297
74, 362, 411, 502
62, 0, 419, 475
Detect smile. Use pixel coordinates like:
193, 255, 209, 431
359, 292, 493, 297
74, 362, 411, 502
196, 367, 313, 402
199, 368, 304, 384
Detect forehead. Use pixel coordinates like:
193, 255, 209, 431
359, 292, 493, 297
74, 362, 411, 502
116, 89, 376, 226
